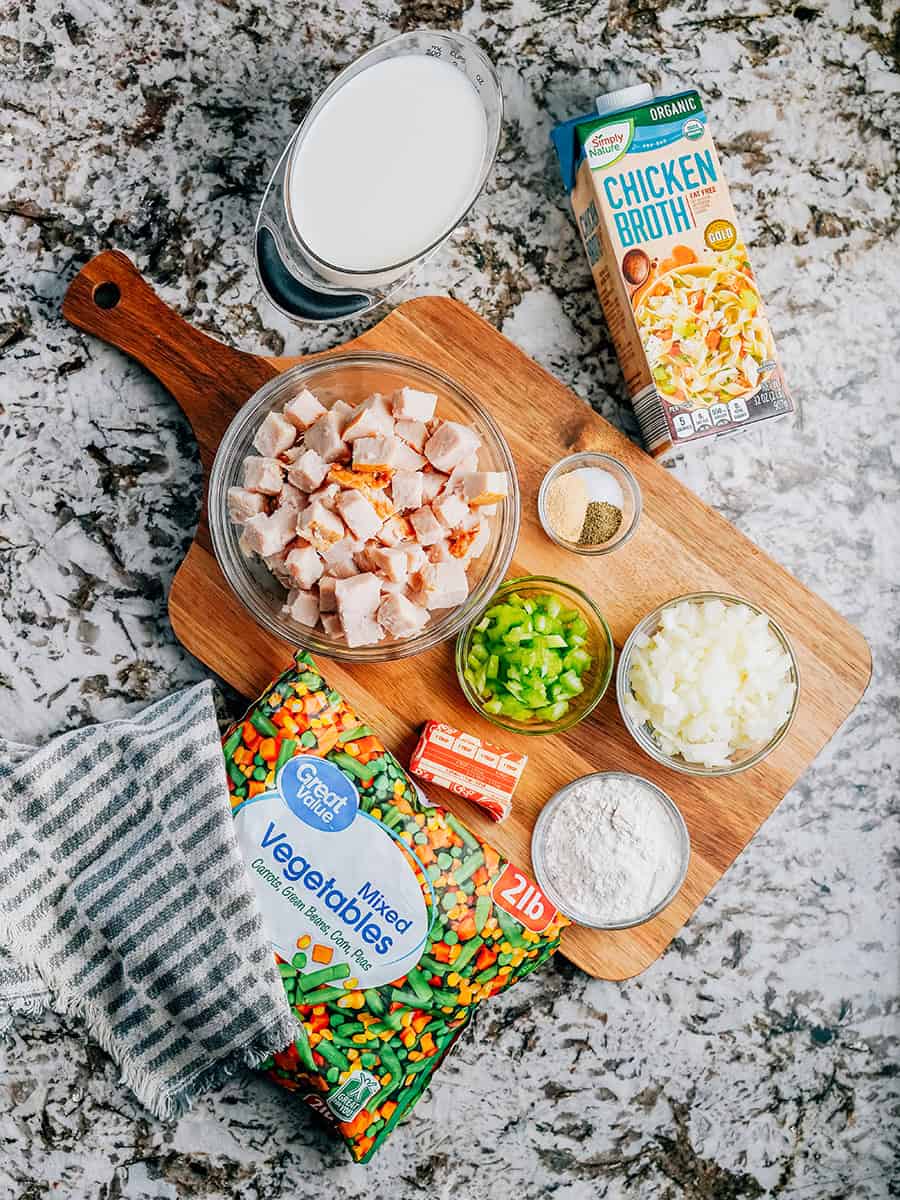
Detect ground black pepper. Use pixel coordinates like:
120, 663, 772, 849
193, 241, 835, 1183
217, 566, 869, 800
579, 501, 622, 545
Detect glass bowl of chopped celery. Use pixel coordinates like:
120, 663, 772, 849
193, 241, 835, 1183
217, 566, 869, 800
455, 576, 615, 735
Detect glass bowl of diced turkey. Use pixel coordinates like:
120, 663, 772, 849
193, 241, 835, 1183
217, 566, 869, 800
208, 352, 520, 661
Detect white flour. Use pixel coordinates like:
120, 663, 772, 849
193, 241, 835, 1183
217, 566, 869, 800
541, 775, 684, 923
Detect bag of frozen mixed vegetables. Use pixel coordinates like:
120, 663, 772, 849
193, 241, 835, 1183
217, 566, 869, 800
222, 650, 568, 1162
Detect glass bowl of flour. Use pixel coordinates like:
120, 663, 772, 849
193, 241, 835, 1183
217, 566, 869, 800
530, 772, 689, 929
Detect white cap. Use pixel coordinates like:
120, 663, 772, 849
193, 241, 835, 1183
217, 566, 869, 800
595, 83, 653, 116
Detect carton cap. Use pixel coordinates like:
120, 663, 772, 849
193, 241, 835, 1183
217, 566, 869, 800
595, 83, 653, 116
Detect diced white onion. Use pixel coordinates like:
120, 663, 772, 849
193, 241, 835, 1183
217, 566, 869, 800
625, 600, 795, 768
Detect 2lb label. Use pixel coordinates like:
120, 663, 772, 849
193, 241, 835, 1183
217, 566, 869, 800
491, 863, 557, 933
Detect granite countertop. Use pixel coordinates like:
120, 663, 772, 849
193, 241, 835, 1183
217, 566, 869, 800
1, 1, 898, 1196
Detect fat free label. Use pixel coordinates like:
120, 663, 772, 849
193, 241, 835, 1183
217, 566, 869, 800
233, 756, 431, 987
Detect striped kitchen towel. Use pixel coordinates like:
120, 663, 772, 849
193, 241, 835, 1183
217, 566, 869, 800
0, 683, 296, 1119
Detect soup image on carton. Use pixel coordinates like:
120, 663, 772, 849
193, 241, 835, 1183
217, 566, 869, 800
552, 85, 794, 456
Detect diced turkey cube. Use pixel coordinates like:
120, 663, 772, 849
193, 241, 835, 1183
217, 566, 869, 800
321, 612, 345, 639
371, 545, 408, 583
377, 514, 414, 546
379, 577, 408, 596
297, 500, 346, 551
253, 411, 296, 458
404, 544, 428, 574
432, 490, 469, 529
335, 571, 381, 617
343, 616, 383, 648
280, 445, 305, 465
394, 419, 428, 452
415, 560, 470, 610
282, 588, 320, 627
282, 388, 326, 431
410, 506, 444, 546
336, 490, 383, 541
238, 529, 254, 558
466, 521, 491, 561
330, 399, 356, 429
322, 536, 362, 566
241, 507, 298, 557
377, 593, 429, 638
420, 469, 447, 503
304, 410, 348, 463
392, 387, 437, 422
335, 573, 382, 645
322, 536, 363, 579
424, 421, 481, 473
391, 470, 424, 513
427, 539, 452, 563
264, 549, 293, 586
343, 393, 395, 441
276, 482, 308, 514
352, 435, 402, 472
308, 482, 341, 510
354, 542, 381, 573
227, 487, 266, 525
318, 575, 338, 613
288, 448, 329, 492
243, 456, 283, 495
444, 454, 481, 496
285, 545, 324, 590
462, 472, 509, 506
392, 441, 427, 471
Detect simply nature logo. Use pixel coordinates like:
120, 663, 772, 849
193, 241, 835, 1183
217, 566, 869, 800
586, 119, 634, 169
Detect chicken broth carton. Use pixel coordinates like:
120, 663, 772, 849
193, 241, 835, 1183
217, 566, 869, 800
552, 86, 793, 456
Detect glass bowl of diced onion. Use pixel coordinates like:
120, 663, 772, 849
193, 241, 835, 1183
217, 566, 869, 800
616, 592, 800, 776
208, 352, 520, 663
455, 576, 615, 735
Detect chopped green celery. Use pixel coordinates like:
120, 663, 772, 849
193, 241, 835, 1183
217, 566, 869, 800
543, 595, 562, 619
559, 608, 579, 623
564, 648, 592, 673
468, 642, 488, 664
536, 701, 569, 722
567, 616, 588, 638
484, 698, 503, 715
543, 634, 567, 649
503, 625, 533, 645
486, 654, 499, 679
558, 670, 584, 696
474, 616, 490, 632
522, 687, 548, 708
504, 679, 525, 700
506, 594, 525, 607
543, 651, 563, 677
533, 613, 549, 633
499, 697, 532, 721
506, 665, 521, 680
568, 633, 587, 648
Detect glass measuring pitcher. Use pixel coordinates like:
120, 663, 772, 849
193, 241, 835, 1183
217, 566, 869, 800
254, 30, 503, 325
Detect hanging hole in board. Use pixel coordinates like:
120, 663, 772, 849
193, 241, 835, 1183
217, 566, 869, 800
92, 281, 121, 310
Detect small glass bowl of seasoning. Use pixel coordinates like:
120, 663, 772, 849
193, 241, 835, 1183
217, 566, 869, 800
537, 452, 642, 556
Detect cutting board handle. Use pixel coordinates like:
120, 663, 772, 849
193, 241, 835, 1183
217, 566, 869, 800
62, 250, 278, 465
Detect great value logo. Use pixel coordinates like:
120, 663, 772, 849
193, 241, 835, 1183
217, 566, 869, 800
279, 755, 357, 833
585, 119, 634, 171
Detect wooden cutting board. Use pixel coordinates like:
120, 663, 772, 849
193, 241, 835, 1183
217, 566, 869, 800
63, 251, 871, 980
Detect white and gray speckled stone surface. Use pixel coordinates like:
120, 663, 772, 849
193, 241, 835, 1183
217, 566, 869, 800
1, 1, 898, 1197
